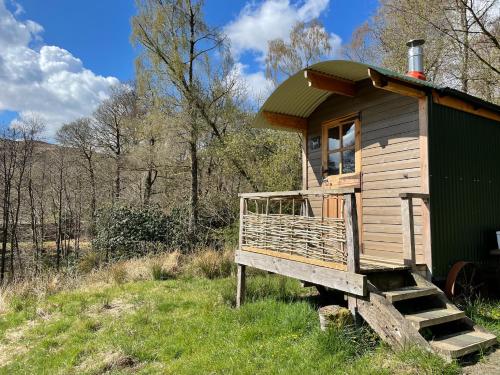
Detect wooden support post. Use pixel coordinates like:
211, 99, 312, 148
237, 198, 247, 308
236, 264, 246, 308
238, 197, 246, 251
401, 197, 416, 270
344, 193, 360, 320
343, 193, 360, 274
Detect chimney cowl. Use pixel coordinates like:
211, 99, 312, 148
406, 39, 426, 80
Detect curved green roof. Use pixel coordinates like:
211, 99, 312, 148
253, 60, 499, 130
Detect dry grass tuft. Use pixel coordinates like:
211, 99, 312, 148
0, 271, 82, 313
110, 263, 128, 285
190, 249, 234, 279
0, 248, 234, 314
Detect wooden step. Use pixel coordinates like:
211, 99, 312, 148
383, 286, 438, 303
430, 330, 497, 359
404, 308, 465, 329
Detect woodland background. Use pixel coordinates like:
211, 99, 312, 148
0, 0, 498, 283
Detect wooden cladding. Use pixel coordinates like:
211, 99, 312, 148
304, 70, 356, 97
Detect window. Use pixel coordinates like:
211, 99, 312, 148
322, 116, 360, 181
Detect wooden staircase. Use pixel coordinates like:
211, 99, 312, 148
356, 271, 497, 360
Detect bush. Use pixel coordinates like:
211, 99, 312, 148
192, 250, 233, 279
93, 205, 170, 260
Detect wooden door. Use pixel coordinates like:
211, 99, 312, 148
322, 192, 363, 254
323, 195, 344, 219
320, 114, 363, 249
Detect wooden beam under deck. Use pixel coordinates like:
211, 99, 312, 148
235, 249, 367, 296
304, 70, 356, 97
242, 246, 347, 271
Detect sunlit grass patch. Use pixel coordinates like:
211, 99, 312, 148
0, 274, 464, 374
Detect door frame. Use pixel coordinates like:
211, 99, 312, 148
320, 112, 363, 252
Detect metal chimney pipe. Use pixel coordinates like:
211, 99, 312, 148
406, 39, 426, 80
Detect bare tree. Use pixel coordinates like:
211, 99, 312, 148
9, 117, 44, 278
57, 118, 98, 231
50, 147, 66, 270
345, 0, 499, 101
0, 129, 18, 282
93, 85, 138, 200
0, 116, 43, 282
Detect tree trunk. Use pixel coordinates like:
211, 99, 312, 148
1, 184, 10, 283
88, 157, 97, 234
115, 156, 121, 200
56, 157, 64, 270
188, 134, 199, 241
28, 175, 40, 274
460, 3, 470, 93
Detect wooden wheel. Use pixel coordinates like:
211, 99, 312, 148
445, 261, 483, 306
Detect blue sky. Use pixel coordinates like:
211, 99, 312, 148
0, 0, 377, 134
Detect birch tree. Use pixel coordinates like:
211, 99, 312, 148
132, 0, 257, 238
265, 19, 332, 85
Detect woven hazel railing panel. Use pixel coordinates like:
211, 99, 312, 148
241, 213, 347, 265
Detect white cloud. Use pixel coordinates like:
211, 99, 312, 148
328, 32, 342, 59
225, 1, 342, 103
225, 0, 330, 58
0, 0, 119, 136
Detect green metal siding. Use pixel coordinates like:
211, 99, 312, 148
429, 102, 500, 279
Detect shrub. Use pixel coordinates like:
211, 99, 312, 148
192, 250, 233, 279
93, 205, 170, 260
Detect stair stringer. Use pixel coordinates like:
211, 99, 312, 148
356, 282, 432, 352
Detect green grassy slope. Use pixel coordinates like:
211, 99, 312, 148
0, 274, 464, 374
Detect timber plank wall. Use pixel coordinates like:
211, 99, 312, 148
306, 81, 424, 262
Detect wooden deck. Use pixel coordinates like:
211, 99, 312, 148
359, 254, 410, 273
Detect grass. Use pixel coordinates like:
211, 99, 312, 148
0, 269, 463, 375
465, 298, 500, 337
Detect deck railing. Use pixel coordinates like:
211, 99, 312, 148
238, 188, 359, 272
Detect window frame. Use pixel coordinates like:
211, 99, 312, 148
321, 113, 361, 185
